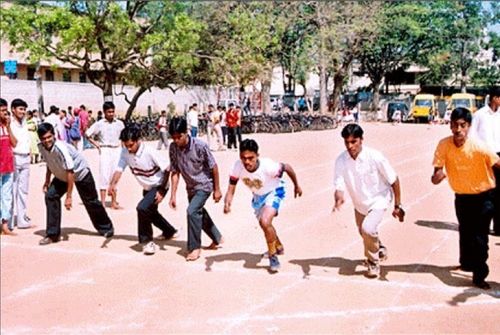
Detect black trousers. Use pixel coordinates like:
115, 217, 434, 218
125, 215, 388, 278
493, 152, 500, 234
137, 187, 177, 244
45, 172, 114, 238
455, 190, 494, 283
227, 127, 237, 149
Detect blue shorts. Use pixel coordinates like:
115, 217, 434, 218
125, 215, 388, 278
251, 183, 285, 219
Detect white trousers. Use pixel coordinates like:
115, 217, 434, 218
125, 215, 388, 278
13, 154, 30, 228
99, 147, 121, 190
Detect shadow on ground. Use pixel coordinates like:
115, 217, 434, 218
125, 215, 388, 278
289, 256, 499, 304
414, 220, 458, 231
205, 252, 273, 274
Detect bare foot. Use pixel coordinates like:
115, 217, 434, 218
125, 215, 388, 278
206, 236, 224, 250
111, 203, 123, 210
186, 249, 201, 261
1, 224, 17, 236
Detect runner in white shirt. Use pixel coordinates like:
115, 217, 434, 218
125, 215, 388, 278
85, 101, 125, 209
333, 124, 404, 279
224, 139, 302, 272
469, 86, 500, 236
9, 98, 34, 229
108, 124, 177, 255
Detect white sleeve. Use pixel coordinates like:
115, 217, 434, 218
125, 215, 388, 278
57, 142, 75, 171
85, 121, 98, 137
115, 148, 128, 172
230, 160, 243, 180
333, 156, 346, 192
375, 151, 397, 185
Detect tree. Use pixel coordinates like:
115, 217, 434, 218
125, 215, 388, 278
0, 0, 202, 119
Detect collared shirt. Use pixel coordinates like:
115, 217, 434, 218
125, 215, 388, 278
169, 136, 216, 193
469, 105, 500, 153
116, 143, 169, 191
10, 117, 30, 155
187, 110, 199, 128
85, 118, 124, 147
38, 140, 89, 182
433, 136, 498, 194
334, 146, 397, 215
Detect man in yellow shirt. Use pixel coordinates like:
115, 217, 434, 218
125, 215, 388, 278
432, 107, 500, 289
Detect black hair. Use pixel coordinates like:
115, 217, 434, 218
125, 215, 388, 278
37, 122, 55, 138
168, 117, 187, 135
450, 107, 472, 124
119, 123, 142, 142
11, 98, 27, 109
489, 86, 500, 99
341, 123, 364, 139
103, 101, 115, 112
0, 98, 7, 107
239, 139, 259, 154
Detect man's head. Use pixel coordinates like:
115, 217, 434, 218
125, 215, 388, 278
488, 86, 500, 111
0, 98, 9, 123
192, 103, 198, 111
11, 98, 28, 121
341, 123, 364, 159
208, 104, 214, 111
103, 101, 115, 121
49, 105, 59, 115
450, 107, 471, 146
169, 117, 189, 148
161, 110, 166, 116
239, 139, 259, 172
119, 124, 142, 154
37, 122, 56, 150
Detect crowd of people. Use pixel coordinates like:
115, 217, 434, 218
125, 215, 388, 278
0, 86, 498, 288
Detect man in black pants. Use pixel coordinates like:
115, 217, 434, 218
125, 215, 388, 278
108, 124, 177, 255
470, 86, 500, 236
432, 108, 500, 289
37, 123, 114, 245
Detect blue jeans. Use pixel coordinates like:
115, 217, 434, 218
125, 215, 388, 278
187, 190, 222, 251
1, 173, 14, 228
137, 187, 177, 243
190, 127, 198, 138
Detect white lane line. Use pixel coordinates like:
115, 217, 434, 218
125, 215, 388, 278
208, 299, 500, 324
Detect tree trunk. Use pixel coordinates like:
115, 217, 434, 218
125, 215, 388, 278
371, 79, 383, 115
261, 76, 272, 115
319, 65, 328, 115
35, 62, 45, 116
331, 71, 346, 116
124, 86, 148, 121
103, 72, 115, 102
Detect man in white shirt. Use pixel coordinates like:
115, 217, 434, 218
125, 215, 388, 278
469, 86, 500, 236
9, 98, 34, 229
333, 124, 404, 278
186, 103, 199, 138
156, 110, 169, 150
108, 124, 177, 255
85, 102, 125, 209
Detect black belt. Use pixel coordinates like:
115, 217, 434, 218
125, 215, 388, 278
101, 145, 120, 148
14, 153, 30, 156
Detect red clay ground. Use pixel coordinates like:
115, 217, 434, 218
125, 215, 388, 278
1, 122, 499, 334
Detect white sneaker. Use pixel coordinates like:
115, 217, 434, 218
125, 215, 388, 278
143, 241, 156, 255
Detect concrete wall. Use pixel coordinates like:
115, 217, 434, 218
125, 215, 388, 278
0, 76, 219, 117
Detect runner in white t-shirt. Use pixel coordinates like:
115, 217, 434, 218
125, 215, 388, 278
224, 139, 303, 272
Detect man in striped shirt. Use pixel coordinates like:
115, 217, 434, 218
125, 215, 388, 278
37, 123, 114, 245
108, 124, 177, 255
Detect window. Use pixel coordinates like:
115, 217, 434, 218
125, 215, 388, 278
45, 69, 54, 81
27, 67, 36, 80
79, 72, 87, 83
62, 70, 71, 82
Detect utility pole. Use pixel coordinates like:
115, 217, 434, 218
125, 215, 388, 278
34, 61, 45, 116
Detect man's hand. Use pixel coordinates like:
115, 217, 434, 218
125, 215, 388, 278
294, 185, 303, 198
431, 169, 446, 184
213, 189, 222, 203
333, 191, 344, 212
107, 185, 116, 197
154, 191, 164, 205
223, 202, 231, 214
43, 183, 49, 193
169, 196, 177, 209
64, 195, 72, 210
392, 207, 405, 222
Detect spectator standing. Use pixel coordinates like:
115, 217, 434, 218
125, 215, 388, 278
85, 102, 125, 209
26, 110, 40, 164
0, 98, 17, 235
235, 105, 243, 146
9, 98, 34, 230
187, 104, 199, 138
78, 104, 90, 149
156, 110, 169, 150
220, 106, 228, 146
226, 103, 239, 150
